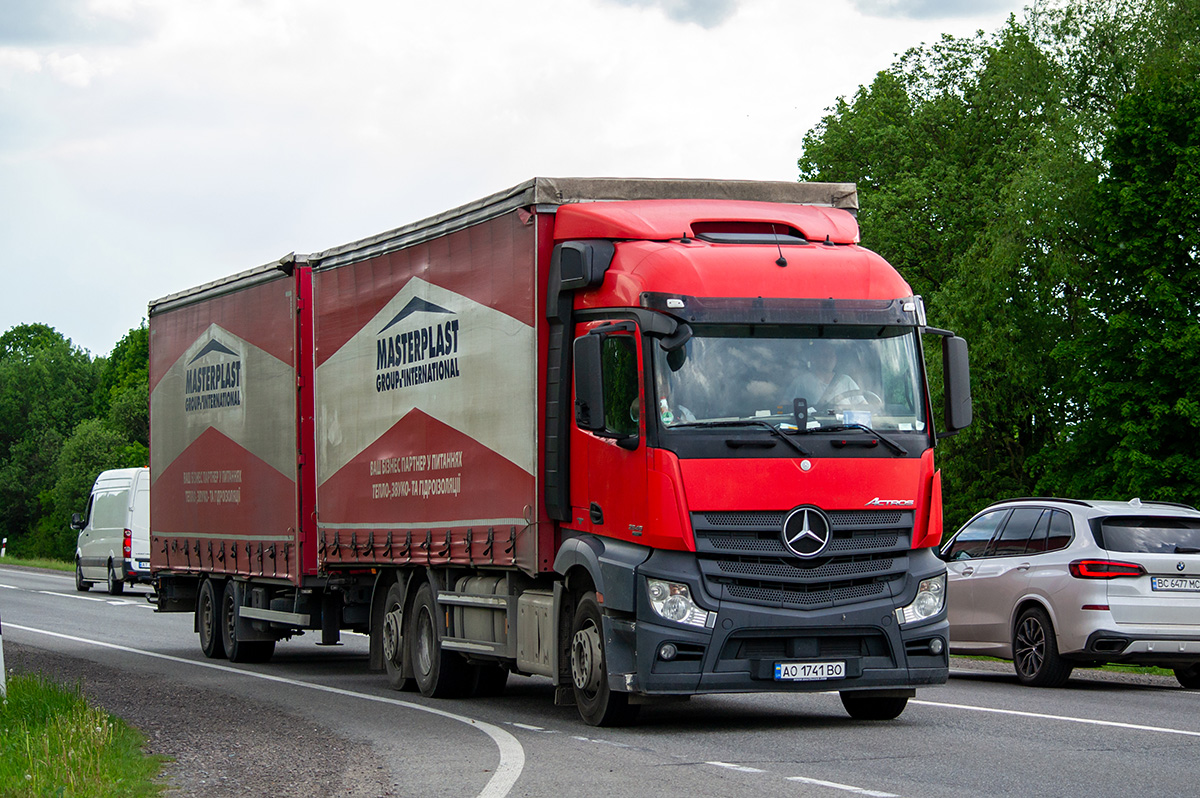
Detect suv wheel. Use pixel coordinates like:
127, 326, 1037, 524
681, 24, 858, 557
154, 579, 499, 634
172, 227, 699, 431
1013, 606, 1073, 687
1174, 664, 1200, 689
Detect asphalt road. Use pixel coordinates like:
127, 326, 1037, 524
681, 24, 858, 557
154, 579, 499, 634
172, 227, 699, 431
3, 563, 1199, 798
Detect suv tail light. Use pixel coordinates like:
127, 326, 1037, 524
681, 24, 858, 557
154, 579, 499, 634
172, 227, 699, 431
123, 529, 132, 559
1069, 559, 1145, 579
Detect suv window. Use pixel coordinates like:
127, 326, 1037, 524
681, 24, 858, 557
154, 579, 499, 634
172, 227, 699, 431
989, 508, 1044, 556
944, 510, 1009, 560
1092, 515, 1200, 553
1045, 510, 1074, 552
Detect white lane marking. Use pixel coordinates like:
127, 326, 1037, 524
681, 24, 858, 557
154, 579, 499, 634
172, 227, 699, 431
8, 624, 525, 798
508, 722, 556, 733
708, 761, 767, 774
914, 698, 1200, 737
786, 775, 899, 797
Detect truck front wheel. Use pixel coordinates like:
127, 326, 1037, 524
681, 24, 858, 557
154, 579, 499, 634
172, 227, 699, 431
839, 691, 908, 721
570, 593, 639, 727
408, 583, 474, 698
197, 578, 226, 659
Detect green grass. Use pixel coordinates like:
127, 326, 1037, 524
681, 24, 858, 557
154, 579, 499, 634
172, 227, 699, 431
0, 557, 73, 573
956, 654, 1177, 677
0, 673, 164, 797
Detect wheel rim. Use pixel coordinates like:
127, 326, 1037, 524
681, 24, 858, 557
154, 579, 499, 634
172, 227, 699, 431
571, 621, 603, 695
201, 594, 213, 637
1015, 616, 1045, 676
383, 605, 403, 665
416, 607, 434, 678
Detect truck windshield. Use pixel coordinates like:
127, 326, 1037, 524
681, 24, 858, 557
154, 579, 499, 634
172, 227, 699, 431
652, 325, 927, 433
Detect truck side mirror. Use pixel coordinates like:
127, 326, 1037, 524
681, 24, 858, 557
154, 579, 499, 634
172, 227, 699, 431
942, 335, 972, 433
574, 334, 605, 432
574, 329, 641, 450
70, 512, 85, 531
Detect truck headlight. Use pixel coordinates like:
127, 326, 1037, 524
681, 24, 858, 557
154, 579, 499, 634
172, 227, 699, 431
647, 579, 713, 628
896, 573, 946, 625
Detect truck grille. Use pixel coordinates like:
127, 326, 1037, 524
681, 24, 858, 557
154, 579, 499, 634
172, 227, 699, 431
692, 510, 913, 610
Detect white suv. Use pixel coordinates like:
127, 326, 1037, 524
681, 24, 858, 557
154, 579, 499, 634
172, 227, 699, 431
940, 497, 1200, 688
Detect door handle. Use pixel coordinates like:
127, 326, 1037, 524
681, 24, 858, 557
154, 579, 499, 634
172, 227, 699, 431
589, 502, 604, 525
959, 566, 974, 576
1016, 562, 1031, 571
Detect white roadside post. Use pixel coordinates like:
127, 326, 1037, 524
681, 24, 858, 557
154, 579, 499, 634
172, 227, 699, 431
1, 537, 6, 557
0, 609, 6, 699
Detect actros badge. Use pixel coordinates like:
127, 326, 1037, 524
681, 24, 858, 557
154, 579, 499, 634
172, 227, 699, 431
782, 506, 833, 558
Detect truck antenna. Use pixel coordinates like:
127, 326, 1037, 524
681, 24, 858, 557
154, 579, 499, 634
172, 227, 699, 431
772, 224, 787, 267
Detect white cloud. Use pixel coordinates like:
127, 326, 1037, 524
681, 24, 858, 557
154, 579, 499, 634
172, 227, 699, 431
0, 0, 1025, 355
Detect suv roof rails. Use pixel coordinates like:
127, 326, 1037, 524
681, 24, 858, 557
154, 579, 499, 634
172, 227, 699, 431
987, 496, 1199, 512
988, 497, 1093, 508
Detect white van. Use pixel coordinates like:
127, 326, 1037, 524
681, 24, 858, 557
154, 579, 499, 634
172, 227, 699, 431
72, 467, 151, 594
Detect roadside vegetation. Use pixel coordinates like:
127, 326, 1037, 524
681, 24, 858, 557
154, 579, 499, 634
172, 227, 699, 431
0, 557, 72, 572
0, 673, 162, 797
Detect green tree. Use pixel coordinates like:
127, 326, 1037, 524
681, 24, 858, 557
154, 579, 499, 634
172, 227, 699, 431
0, 324, 100, 547
1044, 23, 1200, 502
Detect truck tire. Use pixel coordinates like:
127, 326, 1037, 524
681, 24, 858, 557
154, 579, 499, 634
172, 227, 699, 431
570, 592, 639, 727
220, 580, 275, 664
408, 583, 474, 698
75, 559, 92, 592
382, 582, 416, 691
106, 560, 125, 596
198, 578, 227, 659
839, 692, 908, 720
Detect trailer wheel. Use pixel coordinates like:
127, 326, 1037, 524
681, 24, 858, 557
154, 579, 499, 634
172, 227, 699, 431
570, 593, 639, 727
220, 580, 275, 664
106, 560, 125, 596
198, 578, 227, 659
408, 583, 473, 698
382, 582, 416, 691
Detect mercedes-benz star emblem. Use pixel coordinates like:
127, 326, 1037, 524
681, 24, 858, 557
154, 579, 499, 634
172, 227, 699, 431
782, 506, 832, 558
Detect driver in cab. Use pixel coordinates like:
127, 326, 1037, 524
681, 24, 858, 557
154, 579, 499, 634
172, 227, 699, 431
784, 340, 863, 412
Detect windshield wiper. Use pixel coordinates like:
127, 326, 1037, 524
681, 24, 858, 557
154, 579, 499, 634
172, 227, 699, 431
1175, 545, 1200, 554
794, 423, 908, 456
671, 420, 811, 456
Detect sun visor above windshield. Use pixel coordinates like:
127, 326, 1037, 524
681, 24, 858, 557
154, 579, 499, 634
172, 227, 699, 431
641, 294, 923, 327
554, 200, 859, 244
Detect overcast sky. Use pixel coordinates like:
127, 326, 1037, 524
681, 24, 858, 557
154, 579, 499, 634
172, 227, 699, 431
1, 0, 1025, 356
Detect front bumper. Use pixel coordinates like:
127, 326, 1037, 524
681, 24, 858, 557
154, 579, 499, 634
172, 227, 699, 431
602, 547, 949, 695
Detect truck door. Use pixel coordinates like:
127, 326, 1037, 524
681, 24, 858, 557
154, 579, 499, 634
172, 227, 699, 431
570, 320, 647, 542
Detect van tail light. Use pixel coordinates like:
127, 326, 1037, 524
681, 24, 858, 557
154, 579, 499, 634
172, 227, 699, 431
1069, 559, 1145, 579
123, 529, 132, 559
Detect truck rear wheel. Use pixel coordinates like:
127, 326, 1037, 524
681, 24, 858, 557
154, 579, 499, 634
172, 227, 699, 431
197, 578, 226, 659
220, 580, 275, 664
382, 582, 416, 691
570, 592, 639, 727
408, 583, 474, 698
